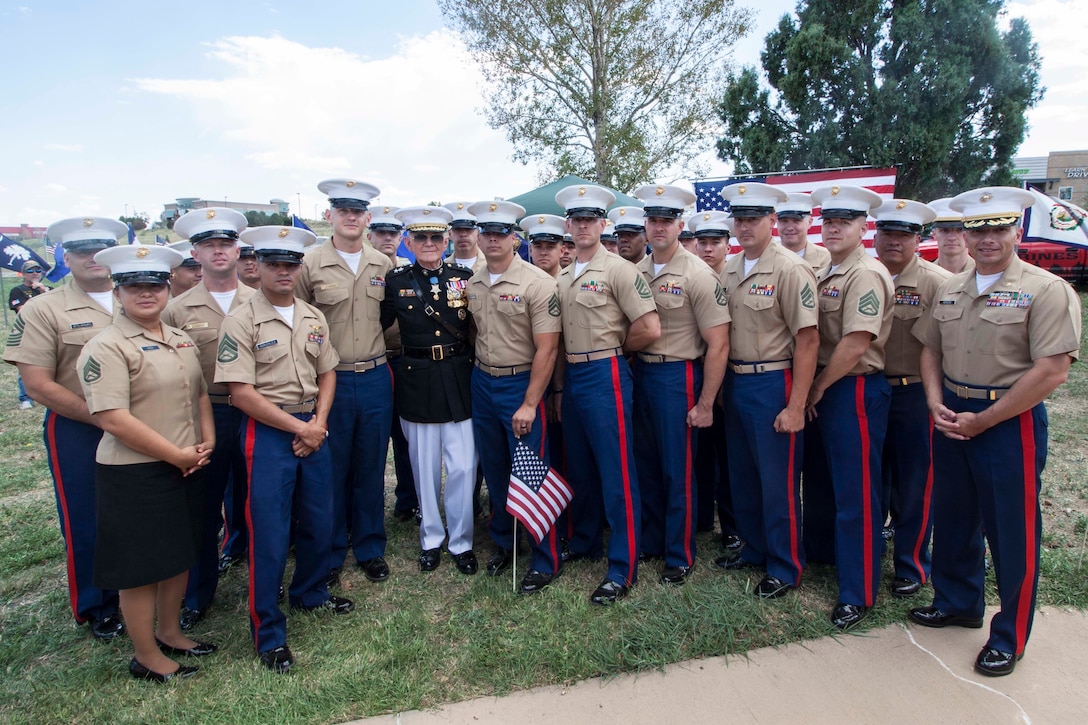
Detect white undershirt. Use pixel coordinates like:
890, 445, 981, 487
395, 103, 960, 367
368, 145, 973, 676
653, 262, 667, 276
336, 248, 362, 276
975, 271, 1003, 294
488, 272, 502, 285
455, 256, 477, 269
272, 303, 294, 327
209, 289, 236, 316
573, 260, 589, 278
796, 246, 807, 258
891, 273, 899, 282
829, 264, 841, 276
743, 256, 759, 277
87, 290, 114, 314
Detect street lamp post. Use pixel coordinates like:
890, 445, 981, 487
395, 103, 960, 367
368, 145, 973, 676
297, 192, 302, 221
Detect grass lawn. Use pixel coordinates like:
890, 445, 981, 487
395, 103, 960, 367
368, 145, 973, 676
0, 291, 1085, 724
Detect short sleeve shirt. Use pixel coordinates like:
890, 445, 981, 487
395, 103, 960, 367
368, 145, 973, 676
882, 256, 951, 377
913, 256, 1081, 388
556, 244, 657, 353
78, 315, 207, 465
162, 282, 255, 395
467, 255, 561, 367
296, 240, 391, 363
800, 241, 832, 276
721, 241, 818, 363
637, 245, 730, 360
3, 281, 116, 398
816, 245, 895, 374
214, 290, 340, 405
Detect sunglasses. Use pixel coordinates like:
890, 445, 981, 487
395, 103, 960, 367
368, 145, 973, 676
24, 267, 43, 273
411, 233, 446, 244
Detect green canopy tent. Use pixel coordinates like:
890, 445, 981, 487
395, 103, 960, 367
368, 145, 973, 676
506, 174, 642, 216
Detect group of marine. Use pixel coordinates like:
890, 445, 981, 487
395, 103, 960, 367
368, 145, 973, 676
4, 178, 1080, 681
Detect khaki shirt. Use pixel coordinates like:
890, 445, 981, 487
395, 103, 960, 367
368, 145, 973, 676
215, 290, 340, 405
557, 244, 657, 353
721, 241, 818, 362
297, 240, 391, 363
883, 256, 951, 377
453, 249, 487, 273
800, 241, 832, 275
913, 256, 1081, 388
3, 281, 116, 398
468, 255, 561, 367
78, 315, 206, 465
816, 246, 894, 374
382, 256, 412, 354
638, 245, 730, 359
162, 282, 255, 395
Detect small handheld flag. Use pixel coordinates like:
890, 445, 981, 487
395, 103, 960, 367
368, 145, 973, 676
506, 440, 573, 544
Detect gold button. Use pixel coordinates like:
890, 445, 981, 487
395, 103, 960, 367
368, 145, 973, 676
435, 331, 441, 337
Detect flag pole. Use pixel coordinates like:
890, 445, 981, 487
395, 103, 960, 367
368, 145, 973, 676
512, 520, 518, 594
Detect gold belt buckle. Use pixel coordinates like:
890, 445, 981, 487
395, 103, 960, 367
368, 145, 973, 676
431, 344, 445, 361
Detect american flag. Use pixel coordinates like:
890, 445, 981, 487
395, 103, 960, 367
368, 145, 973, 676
506, 440, 572, 544
693, 167, 897, 252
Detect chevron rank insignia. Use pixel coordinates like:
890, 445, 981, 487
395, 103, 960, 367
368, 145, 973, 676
801, 283, 815, 309
634, 274, 652, 300
217, 333, 240, 363
6, 316, 25, 347
857, 289, 881, 317
715, 282, 727, 306
548, 293, 561, 317
82, 355, 102, 384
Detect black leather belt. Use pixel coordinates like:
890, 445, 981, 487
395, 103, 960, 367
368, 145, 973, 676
887, 375, 922, 386
403, 343, 466, 361
208, 394, 232, 405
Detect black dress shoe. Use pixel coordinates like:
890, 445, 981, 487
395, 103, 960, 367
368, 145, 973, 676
518, 570, 555, 595
259, 645, 295, 674
91, 614, 125, 640
393, 506, 419, 523
156, 637, 219, 657
451, 550, 478, 575
486, 550, 512, 576
714, 553, 756, 571
660, 566, 691, 586
756, 574, 793, 599
974, 646, 1023, 677
129, 658, 199, 683
359, 557, 390, 582
889, 577, 921, 598
217, 552, 245, 574
722, 534, 744, 553
327, 567, 342, 589
881, 525, 895, 542
419, 548, 441, 571
296, 595, 354, 614
908, 605, 984, 629
589, 579, 629, 605
178, 607, 204, 632
639, 551, 663, 562
830, 603, 869, 630
278, 585, 285, 602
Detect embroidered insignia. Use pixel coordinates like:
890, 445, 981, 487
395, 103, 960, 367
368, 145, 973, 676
748, 283, 775, 296
858, 289, 881, 317
634, 275, 653, 300
256, 339, 278, 350
548, 293, 561, 317
370, 276, 386, 287
985, 290, 1033, 309
140, 345, 160, 351
821, 286, 841, 298
801, 282, 815, 309
714, 282, 728, 307
6, 316, 25, 347
82, 355, 102, 384
307, 325, 325, 344
658, 282, 683, 295
217, 333, 239, 363
895, 290, 921, 306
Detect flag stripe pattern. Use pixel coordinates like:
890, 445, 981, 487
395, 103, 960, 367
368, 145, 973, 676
506, 439, 573, 544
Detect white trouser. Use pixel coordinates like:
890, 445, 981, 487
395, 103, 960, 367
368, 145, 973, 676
400, 417, 477, 555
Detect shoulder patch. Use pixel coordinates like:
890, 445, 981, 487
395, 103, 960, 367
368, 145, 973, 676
858, 289, 881, 317
82, 355, 102, 384
6, 315, 25, 347
714, 282, 728, 307
217, 333, 239, 363
548, 292, 561, 317
801, 282, 815, 310
634, 274, 653, 300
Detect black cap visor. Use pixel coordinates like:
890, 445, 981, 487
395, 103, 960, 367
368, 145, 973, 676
565, 207, 606, 219
329, 198, 370, 211
728, 205, 775, 218
256, 250, 305, 265
112, 270, 172, 286
875, 220, 923, 234
190, 229, 239, 245
820, 208, 868, 220
63, 239, 117, 253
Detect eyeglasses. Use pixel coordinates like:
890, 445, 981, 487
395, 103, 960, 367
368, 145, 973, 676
24, 268, 43, 273
411, 233, 446, 244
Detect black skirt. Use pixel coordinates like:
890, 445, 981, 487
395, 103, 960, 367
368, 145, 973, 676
93, 461, 204, 590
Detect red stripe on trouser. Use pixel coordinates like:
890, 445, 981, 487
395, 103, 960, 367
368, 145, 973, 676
783, 369, 802, 582
683, 361, 695, 566
854, 376, 874, 607
911, 416, 936, 584
47, 414, 84, 623
610, 358, 637, 584
1015, 411, 1038, 655
242, 417, 261, 651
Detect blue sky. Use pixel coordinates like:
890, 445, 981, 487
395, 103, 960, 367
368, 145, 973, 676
2, 0, 1082, 227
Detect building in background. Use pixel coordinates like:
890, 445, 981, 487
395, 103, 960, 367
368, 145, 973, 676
1013, 150, 1088, 204
162, 197, 290, 225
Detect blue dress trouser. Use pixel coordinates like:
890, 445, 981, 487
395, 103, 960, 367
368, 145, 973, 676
725, 368, 806, 586
812, 373, 890, 607
43, 411, 119, 623
562, 356, 641, 586
930, 392, 1046, 656
881, 383, 934, 584
633, 358, 700, 570
328, 366, 393, 570
471, 368, 560, 574
185, 401, 246, 611
242, 414, 332, 653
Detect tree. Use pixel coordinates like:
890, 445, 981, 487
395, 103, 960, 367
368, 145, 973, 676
438, 0, 753, 192
715, 0, 1043, 199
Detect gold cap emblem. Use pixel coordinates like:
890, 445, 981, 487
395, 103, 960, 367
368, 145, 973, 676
980, 192, 993, 203
738, 185, 747, 195
456, 203, 465, 210
206, 209, 217, 219
655, 186, 665, 196
383, 206, 391, 214
423, 209, 431, 215
489, 203, 497, 212
703, 213, 711, 220
346, 180, 356, 188
577, 187, 586, 196
135, 246, 150, 258
830, 186, 840, 196
538, 216, 545, 224
83, 218, 95, 228
278, 228, 290, 238
619, 209, 627, 216
895, 201, 907, 210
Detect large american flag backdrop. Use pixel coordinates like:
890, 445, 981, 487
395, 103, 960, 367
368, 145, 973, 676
693, 167, 897, 253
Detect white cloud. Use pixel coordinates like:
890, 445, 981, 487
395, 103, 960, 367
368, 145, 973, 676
129, 31, 538, 206
44, 143, 84, 152
44, 183, 67, 193
33, 160, 44, 167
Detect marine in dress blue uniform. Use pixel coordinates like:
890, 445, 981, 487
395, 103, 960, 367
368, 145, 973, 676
909, 187, 1081, 677
215, 225, 352, 674
2, 217, 126, 641
555, 184, 660, 604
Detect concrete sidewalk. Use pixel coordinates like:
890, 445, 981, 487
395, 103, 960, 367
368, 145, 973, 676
354, 607, 1086, 724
